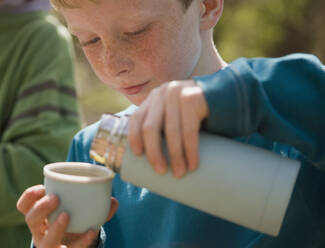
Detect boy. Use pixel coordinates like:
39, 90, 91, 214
17, 0, 325, 247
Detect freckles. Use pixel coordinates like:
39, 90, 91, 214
130, 38, 163, 70
133, 37, 157, 61
90, 55, 104, 73
83, 49, 107, 81
84, 49, 101, 67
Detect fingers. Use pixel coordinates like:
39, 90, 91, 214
165, 82, 187, 178
106, 197, 119, 221
25, 194, 60, 243
42, 213, 97, 248
128, 95, 151, 155
61, 197, 119, 246
142, 88, 168, 174
180, 87, 203, 171
129, 89, 168, 174
17, 185, 45, 215
41, 212, 69, 247
128, 80, 208, 178
69, 230, 99, 248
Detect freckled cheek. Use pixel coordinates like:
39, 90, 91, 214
132, 39, 179, 82
146, 27, 198, 81
83, 49, 110, 81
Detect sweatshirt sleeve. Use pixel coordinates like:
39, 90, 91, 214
196, 53, 325, 169
0, 17, 80, 226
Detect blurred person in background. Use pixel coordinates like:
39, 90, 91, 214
0, 0, 80, 247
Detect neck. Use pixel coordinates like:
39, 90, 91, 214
191, 30, 227, 77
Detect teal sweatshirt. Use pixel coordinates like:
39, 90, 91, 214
0, 11, 80, 247
62, 54, 325, 248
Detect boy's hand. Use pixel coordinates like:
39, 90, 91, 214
17, 185, 118, 248
128, 80, 209, 178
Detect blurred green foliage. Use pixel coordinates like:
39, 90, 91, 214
217, 0, 325, 61
66, 0, 325, 125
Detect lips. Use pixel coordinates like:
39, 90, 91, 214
121, 81, 149, 95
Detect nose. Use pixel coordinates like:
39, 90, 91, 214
103, 44, 134, 77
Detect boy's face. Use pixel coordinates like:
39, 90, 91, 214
62, 0, 203, 105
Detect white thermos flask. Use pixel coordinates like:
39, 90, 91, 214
90, 114, 300, 236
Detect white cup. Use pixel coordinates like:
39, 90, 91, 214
43, 162, 115, 233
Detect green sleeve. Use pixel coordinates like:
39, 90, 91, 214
0, 15, 81, 226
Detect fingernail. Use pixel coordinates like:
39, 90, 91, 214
48, 194, 59, 203
48, 193, 57, 199
134, 148, 143, 156
189, 163, 198, 172
34, 186, 45, 195
175, 168, 186, 178
58, 212, 68, 224
132, 146, 143, 156
156, 164, 167, 174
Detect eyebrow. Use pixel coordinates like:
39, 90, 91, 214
67, 27, 79, 35
67, 25, 88, 35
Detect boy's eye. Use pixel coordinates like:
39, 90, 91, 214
81, 37, 101, 47
124, 24, 151, 37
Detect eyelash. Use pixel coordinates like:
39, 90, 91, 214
81, 37, 100, 47
81, 24, 151, 47
125, 25, 150, 37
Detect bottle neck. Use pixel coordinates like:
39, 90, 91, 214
90, 114, 129, 173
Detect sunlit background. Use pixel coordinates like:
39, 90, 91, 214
55, 0, 325, 126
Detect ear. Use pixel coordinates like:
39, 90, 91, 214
199, 0, 223, 30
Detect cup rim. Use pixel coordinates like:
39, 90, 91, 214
43, 162, 115, 184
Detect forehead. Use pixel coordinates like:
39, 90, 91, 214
54, 0, 184, 8
61, 0, 184, 32
59, 0, 180, 17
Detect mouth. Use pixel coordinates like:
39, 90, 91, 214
121, 81, 150, 95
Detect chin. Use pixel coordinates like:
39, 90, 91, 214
127, 95, 147, 106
